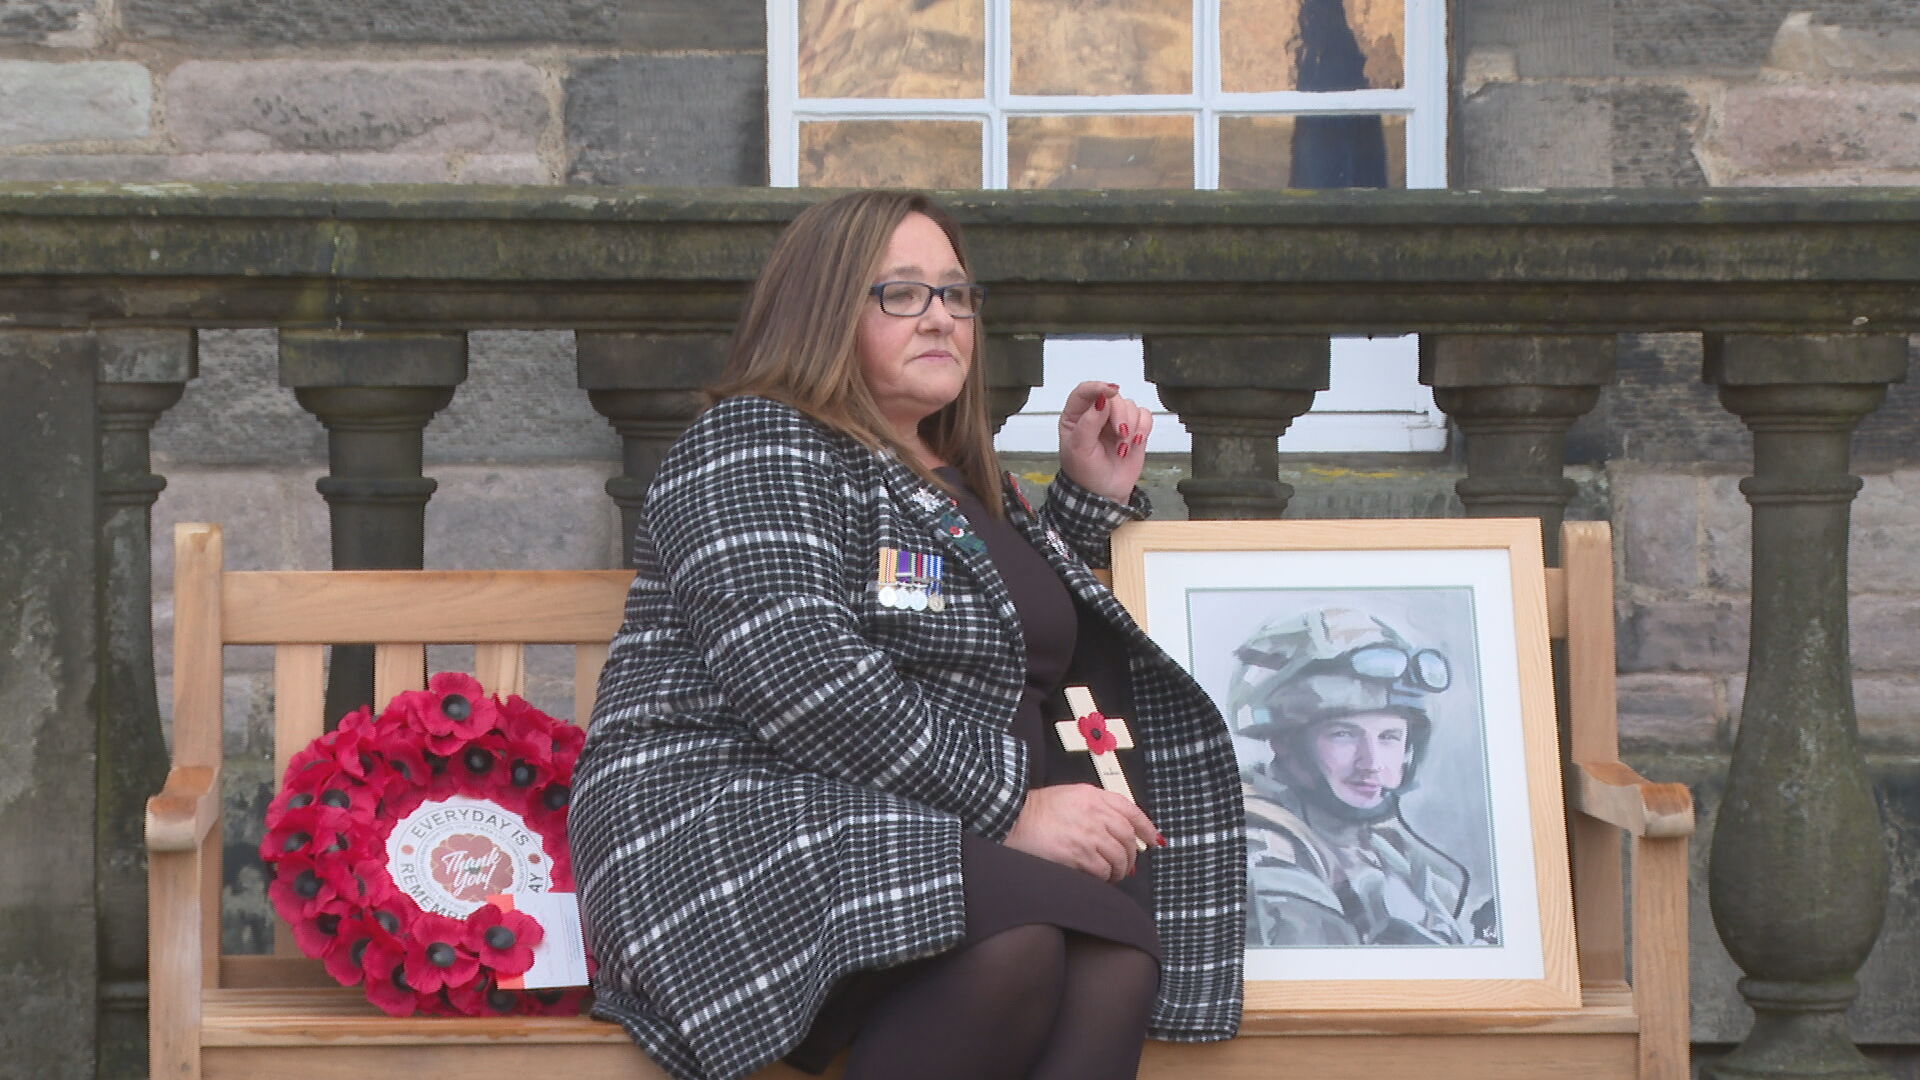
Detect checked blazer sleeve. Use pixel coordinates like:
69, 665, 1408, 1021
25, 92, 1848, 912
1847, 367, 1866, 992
642, 399, 1029, 839
1038, 469, 1150, 570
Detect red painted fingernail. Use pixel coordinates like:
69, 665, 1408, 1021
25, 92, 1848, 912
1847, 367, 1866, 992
1133, 434, 1145, 446
1106, 383, 1120, 390
1128, 865, 1138, 877
1117, 423, 1129, 438
1094, 396, 1105, 411
1155, 833, 1168, 847
1117, 443, 1129, 458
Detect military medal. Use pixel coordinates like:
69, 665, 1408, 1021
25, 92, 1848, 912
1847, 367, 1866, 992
1055, 686, 1146, 851
879, 548, 945, 612
877, 546, 900, 608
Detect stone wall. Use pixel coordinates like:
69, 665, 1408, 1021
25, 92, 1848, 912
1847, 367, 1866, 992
0, 0, 765, 186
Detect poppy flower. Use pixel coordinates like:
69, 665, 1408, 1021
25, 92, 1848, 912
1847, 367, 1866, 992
396, 673, 500, 755
260, 802, 358, 865
449, 733, 513, 795
402, 913, 481, 995
465, 902, 543, 976
267, 856, 342, 923
361, 936, 419, 1017
368, 727, 432, 793
517, 988, 591, 1016
291, 902, 358, 959
322, 915, 378, 986
1078, 711, 1118, 755
444, 974, 520, 1016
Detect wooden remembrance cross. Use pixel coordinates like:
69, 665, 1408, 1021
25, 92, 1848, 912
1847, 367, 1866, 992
1053, 686, 1147, 852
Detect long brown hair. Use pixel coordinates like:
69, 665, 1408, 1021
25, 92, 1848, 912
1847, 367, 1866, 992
708, 190, 1004, 518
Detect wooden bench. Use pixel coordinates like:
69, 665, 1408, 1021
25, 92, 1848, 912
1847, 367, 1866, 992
149, 519, 1693, 1080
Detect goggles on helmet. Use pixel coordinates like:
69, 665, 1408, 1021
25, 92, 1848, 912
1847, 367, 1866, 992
1340, 643, 1453, 693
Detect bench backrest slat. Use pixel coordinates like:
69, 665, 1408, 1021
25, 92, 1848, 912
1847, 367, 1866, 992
221, 570, 633, 644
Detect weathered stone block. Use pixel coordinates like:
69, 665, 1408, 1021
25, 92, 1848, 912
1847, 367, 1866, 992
1598, 333, 1751, 465
1615, 0, 1920, 73
454, 154, 551, 184
615, 0, 764, 51
1617, 673, 1722, 747
425, 463, 622, 570
1856, 677, 1920, 752
0, 0, 102, 45
1610, 83, 1708, 187
217, 756, 278, 954
1857, 364, 1920, 469
124, 0, 619, 46
1854, 472, 1920, 592
1454, 0, 1612, 78
0, 153, 173, 180
565, 55, 765, 186
1456, 82, 1610, 188
1700, 472, 1751, 590
1617, 471, 1701, 590
152, 329, 324, 467
0, 61, 150, 147
220, 671, 276, 757
166, 61, 547, 154
1620, 598, 1750, 673
1702, 82, 1920, 183
166, 153, 448, 183
1852, 595, 1920, 674
150, 467, 329, 591
1767, 11, 1920, 76
425, 331, 617, 463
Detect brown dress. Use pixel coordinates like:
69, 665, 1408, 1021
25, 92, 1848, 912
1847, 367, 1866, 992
784, 470, 1159, 1072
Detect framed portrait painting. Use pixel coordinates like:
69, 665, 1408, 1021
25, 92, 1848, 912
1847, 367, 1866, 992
1111, 518, 1578, 1011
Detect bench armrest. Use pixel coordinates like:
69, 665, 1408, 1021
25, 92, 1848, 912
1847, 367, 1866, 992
1569, 760, 1694, 839
147, 765, 220, 852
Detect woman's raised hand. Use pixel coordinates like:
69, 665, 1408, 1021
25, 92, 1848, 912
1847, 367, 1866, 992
1004, 783, 1162, 883
1057, 381, 1152, 505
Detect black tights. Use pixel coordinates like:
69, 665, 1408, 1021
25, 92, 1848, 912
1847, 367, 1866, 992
844, 924, 1160, 1080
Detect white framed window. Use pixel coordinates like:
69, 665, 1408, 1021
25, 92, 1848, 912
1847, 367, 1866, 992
768, 0, 1449, 453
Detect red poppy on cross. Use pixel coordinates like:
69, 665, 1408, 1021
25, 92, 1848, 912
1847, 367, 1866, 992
1054, 686, 1147, 852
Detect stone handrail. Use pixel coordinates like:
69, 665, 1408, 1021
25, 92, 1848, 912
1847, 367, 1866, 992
1, 183, 1914, 1080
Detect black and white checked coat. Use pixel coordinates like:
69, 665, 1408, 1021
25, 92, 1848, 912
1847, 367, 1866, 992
570, 395, 1245, 1080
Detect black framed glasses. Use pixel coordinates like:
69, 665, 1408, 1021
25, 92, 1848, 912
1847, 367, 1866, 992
868, 281, 988, 318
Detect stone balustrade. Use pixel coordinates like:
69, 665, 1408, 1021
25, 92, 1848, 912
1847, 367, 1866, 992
1, 183, 1915, 1080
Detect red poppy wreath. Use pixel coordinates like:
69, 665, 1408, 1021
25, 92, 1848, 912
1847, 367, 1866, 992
262, 672, 591, 1017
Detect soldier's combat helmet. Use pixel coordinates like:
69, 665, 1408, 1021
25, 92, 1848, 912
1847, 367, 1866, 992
1227, 606, 1452, 798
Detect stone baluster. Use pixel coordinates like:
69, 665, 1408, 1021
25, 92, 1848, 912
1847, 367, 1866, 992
95, 329, 197, 1080
1703, 332, 1909, 1080
1143, 336, 1329, 519
578, 332, 723, 565
281, 330, 467, 722
985, 332, 1045, 434
1, 330, 104, 1080
1420, 335, 1615, 565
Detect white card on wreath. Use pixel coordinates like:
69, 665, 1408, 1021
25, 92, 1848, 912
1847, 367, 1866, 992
486, 891, 590, 989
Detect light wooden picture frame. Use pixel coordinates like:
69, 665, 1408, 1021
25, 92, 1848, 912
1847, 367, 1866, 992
1112, 518, 1578, 1011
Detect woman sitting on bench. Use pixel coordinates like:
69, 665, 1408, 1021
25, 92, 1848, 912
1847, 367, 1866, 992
569, 189, 1246, 1080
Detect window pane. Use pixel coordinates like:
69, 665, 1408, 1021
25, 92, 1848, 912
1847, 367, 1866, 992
1008, 115, 1193, 188
798, 0, 983, 98
1009, 0, 1192, 96
798, 120, 983, 188
1218, 114, 1405, 189
1221, 0, 1404, 93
